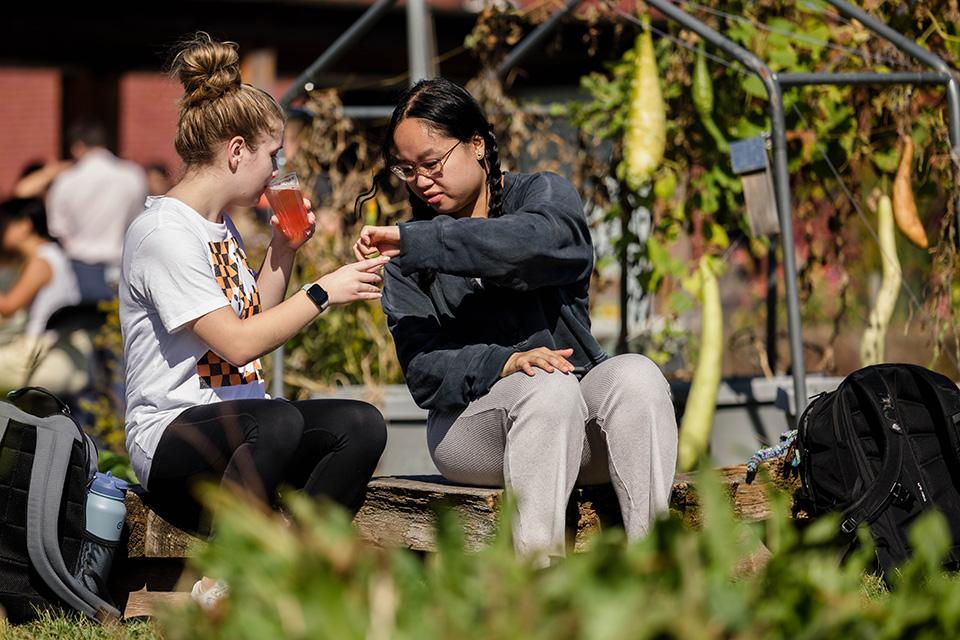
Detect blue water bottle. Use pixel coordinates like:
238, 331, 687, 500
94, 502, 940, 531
75, 472, 129, 597
85, 472, 128, 541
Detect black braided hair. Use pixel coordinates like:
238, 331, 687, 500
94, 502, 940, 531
483, 121, 504, 219
357, 78, 504, 222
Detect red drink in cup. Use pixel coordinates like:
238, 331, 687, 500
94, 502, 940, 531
265, 173, 311, 244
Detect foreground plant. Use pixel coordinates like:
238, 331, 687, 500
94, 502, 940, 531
156, 468, 960, 640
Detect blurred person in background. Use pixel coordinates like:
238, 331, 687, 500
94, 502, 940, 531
145, 162, 173, 196
12, 159, 73, 200
46, 120, 147, 303
0, 197, 92, 395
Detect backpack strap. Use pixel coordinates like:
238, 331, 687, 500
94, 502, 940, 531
26, 419, 120, 621
911, 366, 960, 465
7, 387, 96, 483
837, 370, 907, 534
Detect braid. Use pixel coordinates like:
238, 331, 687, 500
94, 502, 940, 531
354, 168, 388, 224
485, 122, 504, 218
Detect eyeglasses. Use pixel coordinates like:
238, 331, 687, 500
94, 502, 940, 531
389, 140, 462, 181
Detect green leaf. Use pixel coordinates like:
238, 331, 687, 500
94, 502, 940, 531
706, 222, 730, 251
742, 74, 769, 99
654, 170, 678, 201
726, 20, 756, 47
767, 40, 799, 70
871, 145, 900, 174
668, 290, 695, 314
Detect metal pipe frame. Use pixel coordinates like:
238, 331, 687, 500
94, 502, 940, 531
279, 0, 399, 109
407, 0, 436, 85
495, 0, 583, 81
778, 71, 951, 87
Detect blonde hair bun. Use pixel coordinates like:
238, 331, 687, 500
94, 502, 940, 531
169, 32, 283, 166
172, 33, 242, 109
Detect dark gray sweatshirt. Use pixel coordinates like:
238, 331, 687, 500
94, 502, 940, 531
381, 171, 609, 412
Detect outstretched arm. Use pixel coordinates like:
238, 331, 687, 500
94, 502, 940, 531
357, 173, 593, 290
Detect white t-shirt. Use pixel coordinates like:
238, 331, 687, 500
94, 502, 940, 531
120, 196, 266, 487
25, 242, 82, 337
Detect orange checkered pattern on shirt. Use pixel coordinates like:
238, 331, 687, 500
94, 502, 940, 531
197, 350, 264, 389
197, 238, 265, 389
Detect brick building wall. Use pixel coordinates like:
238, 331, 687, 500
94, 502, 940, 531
119, 73, 183, 180
0, 69, 61, 198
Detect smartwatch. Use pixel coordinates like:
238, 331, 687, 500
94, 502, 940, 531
301, 282, 329, 312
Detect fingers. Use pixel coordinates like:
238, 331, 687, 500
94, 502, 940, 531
359, 226, 376, 245
355, 270, 383, 284
518, 347, 575, 375
354, 237, 376, 259
351, 255, 391, 271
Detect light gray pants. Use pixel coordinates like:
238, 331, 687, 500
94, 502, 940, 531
427, 353, 678, 561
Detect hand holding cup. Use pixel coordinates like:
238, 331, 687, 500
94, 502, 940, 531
266, 173, 315, 249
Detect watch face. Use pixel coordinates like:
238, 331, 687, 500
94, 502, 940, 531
307, 284, 329, 308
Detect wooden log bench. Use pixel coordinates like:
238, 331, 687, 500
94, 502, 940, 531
113, 461, 798, 618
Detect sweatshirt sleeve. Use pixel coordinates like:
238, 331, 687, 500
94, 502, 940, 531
381, 261, 516, 411
397, 172, 593, 291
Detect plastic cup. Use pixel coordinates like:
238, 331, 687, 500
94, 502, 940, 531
265, 173, 311, 243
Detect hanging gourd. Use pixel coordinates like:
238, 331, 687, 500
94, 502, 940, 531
693, 45, 729, 154
892, 134, 928, 249
860, 193, 901, 366
623, 19, 666, 191
678, 256, 724, 472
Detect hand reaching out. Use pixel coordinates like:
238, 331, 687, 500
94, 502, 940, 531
317, 255, 391, 305
354, 225, 401, 261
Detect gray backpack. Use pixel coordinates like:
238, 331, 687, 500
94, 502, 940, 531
0, 387, 121, 623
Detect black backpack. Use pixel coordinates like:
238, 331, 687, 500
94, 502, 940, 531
796, 363, 960, 573
0, 388, 121, 623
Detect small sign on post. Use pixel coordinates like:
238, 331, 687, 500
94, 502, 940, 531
730, 136, 780, 236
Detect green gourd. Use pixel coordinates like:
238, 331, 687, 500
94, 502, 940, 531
678, 257, 723, 472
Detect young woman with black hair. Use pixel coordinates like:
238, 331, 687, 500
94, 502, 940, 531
355, 78, 678, 564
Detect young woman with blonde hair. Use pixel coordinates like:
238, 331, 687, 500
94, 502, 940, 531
120, 34, 389, 605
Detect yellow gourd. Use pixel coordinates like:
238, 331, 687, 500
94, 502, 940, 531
624, 23, 666, 190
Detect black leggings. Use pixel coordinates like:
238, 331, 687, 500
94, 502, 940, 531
145, 398, 387, 534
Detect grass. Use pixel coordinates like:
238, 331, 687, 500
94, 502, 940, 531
0, 611, 161, 640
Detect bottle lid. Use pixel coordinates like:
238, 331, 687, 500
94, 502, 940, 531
90, 471, 129, 499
